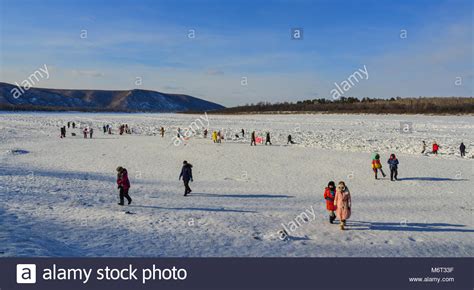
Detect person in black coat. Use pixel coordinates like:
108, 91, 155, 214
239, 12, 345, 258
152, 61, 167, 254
265, 132, 272, 145
287, 134, 295, 144
179, 161, 193, 196
460, 142, 466, 157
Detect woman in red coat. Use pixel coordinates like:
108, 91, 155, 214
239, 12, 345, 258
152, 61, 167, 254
116, 166, 132, 205
323, 181, 337, 224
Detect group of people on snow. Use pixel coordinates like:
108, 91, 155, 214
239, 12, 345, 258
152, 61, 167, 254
212, 130, 223, 143
324, 181, 351, 230
103, 124, 113, 134
83, 127, 93, 139
422, 141, 467, 157
371, 153, 399, 181
119, 124, 131, 135
115, 160, 194, 205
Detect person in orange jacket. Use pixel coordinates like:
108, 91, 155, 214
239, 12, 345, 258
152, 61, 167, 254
372, 153, 386, 179
323, 181, 337, 224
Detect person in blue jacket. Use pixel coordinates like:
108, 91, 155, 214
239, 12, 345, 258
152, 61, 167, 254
387, 154, 399, 181
179, 160, 193, 196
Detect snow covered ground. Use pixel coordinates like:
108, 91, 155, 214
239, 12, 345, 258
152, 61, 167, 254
0, 112, 473, 257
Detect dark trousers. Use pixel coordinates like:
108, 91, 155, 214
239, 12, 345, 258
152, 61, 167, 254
461, 151, 465, 157
183, 180, 192, 195
119, 187, 132, 204
390, 168, 398, 180
251, 140, 256, 146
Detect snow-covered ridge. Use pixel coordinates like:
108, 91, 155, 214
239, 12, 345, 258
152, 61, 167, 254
0, 82, 225, 112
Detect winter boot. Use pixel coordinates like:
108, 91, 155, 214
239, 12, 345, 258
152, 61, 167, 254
128, 198, 132, 205
118, 203, 124, 206
329, 214, 336, 224
340, 223, 345, 230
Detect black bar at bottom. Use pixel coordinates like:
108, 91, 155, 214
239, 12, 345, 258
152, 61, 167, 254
1, 258, 472, 290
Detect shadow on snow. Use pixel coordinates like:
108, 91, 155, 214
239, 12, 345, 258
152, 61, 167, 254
348, 221, 474, 233
130, 204, 257, 213
191, 193, 294, 199
397, 177, 468, 181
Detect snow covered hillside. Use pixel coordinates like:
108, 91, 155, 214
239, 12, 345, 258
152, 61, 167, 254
0, 112, 472, 257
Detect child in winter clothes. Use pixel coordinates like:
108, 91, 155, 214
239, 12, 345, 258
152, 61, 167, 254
212, 131, 218, 143
387, 154, 399, 181
323, 181, 337, 223
334, 181, 351, 230
116, 166, 132, 205
179, 161, 193, 196
371, 153, 386, 179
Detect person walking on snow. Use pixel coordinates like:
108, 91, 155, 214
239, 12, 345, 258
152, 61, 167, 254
287, 134, 295, 144
372, 153, 386, 179
89, 128, 94, 139
432, 142, 439, 155
160, 127, 165, 138
203, 128, 208, 138
83, 127, 88, 139
421, 141, 427, 154
334, 181, 351, 230
241, 129, 245, 137
116, 166, 132, 205
460, 142, 466, 157
265, 132, 272, 145
251, 131, 257, 146
179, 161, 193, 196
212, 131, 218, 143
387, 154, 399, 181
324, 181, 337, 224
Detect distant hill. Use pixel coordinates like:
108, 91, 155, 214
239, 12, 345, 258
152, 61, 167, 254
0, 82, 224, 112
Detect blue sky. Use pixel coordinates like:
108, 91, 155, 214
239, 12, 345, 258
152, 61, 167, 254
0, 0, 472, 106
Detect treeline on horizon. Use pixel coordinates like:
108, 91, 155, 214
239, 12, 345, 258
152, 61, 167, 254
210, 97, 474, 115
1, 97, 473, 114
